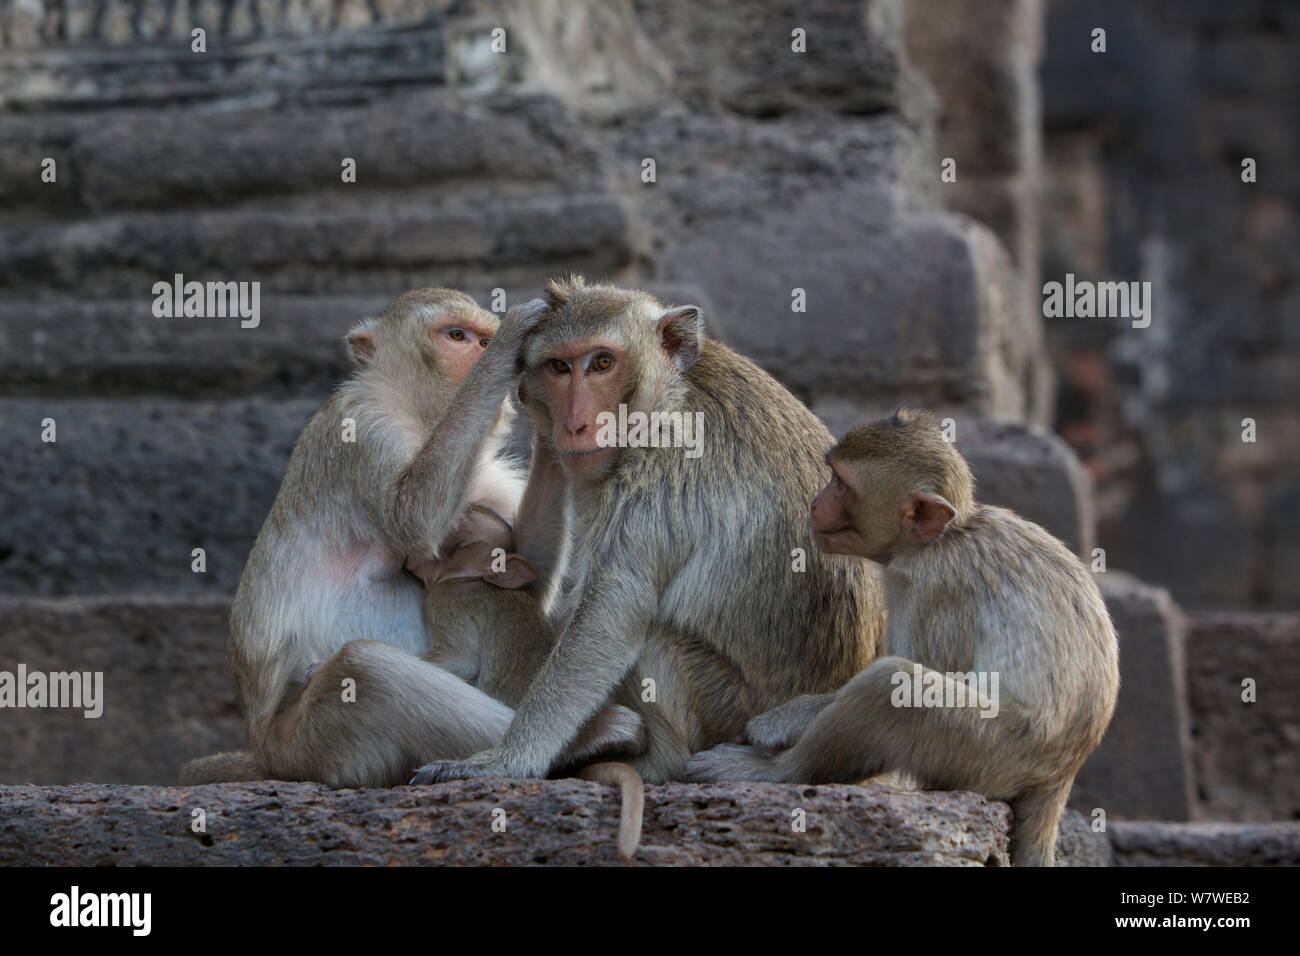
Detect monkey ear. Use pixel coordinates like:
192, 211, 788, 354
903, 491, 955, 545
656, 306, 705, 373
484, 554, 538, 590
346, 320, 379, 367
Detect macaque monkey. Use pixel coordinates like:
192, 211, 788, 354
409, 504, 551, 704
687, 408, 1120, 867
179, 289, 641, 794
409, 504, 645, 861
408, 276, 886, 788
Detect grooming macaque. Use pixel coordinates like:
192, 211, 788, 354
687, 409, 1120, 867
409, 276, 886, 787
179, 289, 641, 794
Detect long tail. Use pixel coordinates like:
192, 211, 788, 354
179, 750, 263, 784
575, 761, 645, 863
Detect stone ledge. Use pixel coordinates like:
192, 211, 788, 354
0, 781, 1012, 867
1109, 822, 1300, 867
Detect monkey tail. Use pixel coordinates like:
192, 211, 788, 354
576, 761, 645, 863
178, 750, 263, 785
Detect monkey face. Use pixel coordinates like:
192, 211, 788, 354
526, 339, 629, 480
430, 312, 498, 387
810, 457, 904, 563
521, 298, 705, 483
810, 459, 867, 555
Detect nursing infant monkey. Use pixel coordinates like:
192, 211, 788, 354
689, 409, 1120, 867
407, 504, 644, 861
180, 289, 643, 860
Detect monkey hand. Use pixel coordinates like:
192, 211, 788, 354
409, 748, 509, 785
404, 555, 438, 588
737, 694, 834, 756
490, 298, 547, 353
685, 743, 785, 783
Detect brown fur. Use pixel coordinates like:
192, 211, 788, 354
689, 408, 1120, 866
408, 277, 886, 787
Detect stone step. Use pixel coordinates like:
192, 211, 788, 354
2, 399, 314, 595
1071, 572, 1195, 822
0, 595, 239, 786
1110, 821, 1300, 866
1, 404, 1082, 601
2, 0, 450, 53
0, 19, 450, 109
0, 284, 713, 399
0, 90, 599, 214
1, 402, 1068, 598
1185, 612, 1300, 823
0, 191, 633, 296
0, 294, 385, 397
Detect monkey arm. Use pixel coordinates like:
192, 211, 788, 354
510, 444, 570, 596
410, 565, 655, 783
390, 336, 524, 560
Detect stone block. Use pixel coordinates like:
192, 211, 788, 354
1071, 572, 1194, 821
1186, 613, 1300, 822
0, 780, 1013, 865
0, 596, 239, 786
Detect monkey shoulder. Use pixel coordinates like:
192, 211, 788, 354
686, 341, 836, 482
963, 505, 1087, 576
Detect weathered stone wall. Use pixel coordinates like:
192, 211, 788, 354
1040, 0, 1300, 610
1, 0, 1051, 598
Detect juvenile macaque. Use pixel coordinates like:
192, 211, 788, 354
408, 276, 885, 787
180, 290, 640, 791
410, 504, 645, 861
409, 504, 551, 705
688, 408, 1119, 866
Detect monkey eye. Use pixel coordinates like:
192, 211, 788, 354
447, 328, 467, 342
590, 353, 614, 372
479, 337, 491, 348
547, 358, 571, 375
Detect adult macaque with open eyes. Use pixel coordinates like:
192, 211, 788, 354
687, 408, 1120, 867
409, 275, 885, 787
179, 289, 641, 791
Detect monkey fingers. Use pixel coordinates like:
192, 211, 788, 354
497, 298, 547, 342
409, 749, 507, 785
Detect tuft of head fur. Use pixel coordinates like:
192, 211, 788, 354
537, 274, 664, 343
835, 408, 975, 513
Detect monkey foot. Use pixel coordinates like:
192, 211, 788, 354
685, 743, 783, 783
